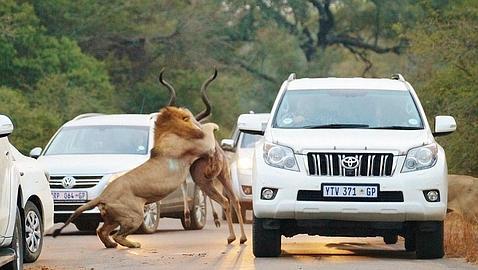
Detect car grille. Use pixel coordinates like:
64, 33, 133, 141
50, 175, 103, 189
297, 190, 404, 202
307, 153, 394, 177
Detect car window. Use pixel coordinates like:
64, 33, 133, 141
44, 125, 149, 155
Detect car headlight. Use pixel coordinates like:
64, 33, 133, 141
402, 143, 438, 172
263, 142, 299, 171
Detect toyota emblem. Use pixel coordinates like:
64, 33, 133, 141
62, 176, 76, 189
342, 156, 359, 170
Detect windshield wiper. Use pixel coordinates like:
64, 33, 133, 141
303, 124, 370, 129
369, 126, 423, 130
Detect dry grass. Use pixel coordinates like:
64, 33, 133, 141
445, 213, 478, 263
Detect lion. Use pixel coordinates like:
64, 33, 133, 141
52, 106, 219, 248
448, 174, 478, 224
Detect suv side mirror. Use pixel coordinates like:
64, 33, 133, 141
433, 116, 457, 137
220, 139, 235, 152
237, 113, 270, 136
0, 115, 14, 138
29, 147, 43, 159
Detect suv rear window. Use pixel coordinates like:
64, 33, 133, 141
273, 89, 424, 129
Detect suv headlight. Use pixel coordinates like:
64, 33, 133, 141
402, 143, 438, 173
263, 142, 299, 171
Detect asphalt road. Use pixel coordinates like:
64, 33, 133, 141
26, 212, 477, 270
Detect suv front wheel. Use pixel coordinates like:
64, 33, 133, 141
253, 215, 281, 257
23, 201, 43, 262
415, 221, 444, 259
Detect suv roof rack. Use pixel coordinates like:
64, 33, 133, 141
287, 73, 296, 82
71, 113, 104, 121
391, 73, 405, 81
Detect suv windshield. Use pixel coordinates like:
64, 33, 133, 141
274, 89, 423, 129
44, 125, 149, 155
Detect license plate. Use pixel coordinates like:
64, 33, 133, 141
51, 191, 88, 201
322, 184, 378, 198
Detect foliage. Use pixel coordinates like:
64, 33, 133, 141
408, 0, 478, 176
0, 0, 475, 176
0, 0, 116, 152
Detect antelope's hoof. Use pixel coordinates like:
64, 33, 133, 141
227, 236, 236, 244
131, 242, 141, 248
184, 217, 191, 227
214, 219, 221, 228
240, 236, 247, 244
105, 242, 118, 249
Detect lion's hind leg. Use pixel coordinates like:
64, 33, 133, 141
97, 222, 119, 248
97, 204, 119, 248
109, 205, 144, 248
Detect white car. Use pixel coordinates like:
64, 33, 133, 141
31, 113, 207, 234
240, 74, 456, 259
0, 115, 54, 270
221, 114, 266, 222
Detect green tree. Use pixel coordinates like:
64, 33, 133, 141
0, 0, 117, 152
408, 0, 478, 176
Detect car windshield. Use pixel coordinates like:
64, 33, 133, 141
44, 125, 149, 155
274, 89, 424, 129
240, 133, 262, 148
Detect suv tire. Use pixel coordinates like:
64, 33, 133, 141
253, 215, 281, 257
5, 207, 23, 270
23, 201, 43, 262
405, 234, 416, 252
415, 221, 444, 259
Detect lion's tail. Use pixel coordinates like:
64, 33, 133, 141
52, 197, 101, 237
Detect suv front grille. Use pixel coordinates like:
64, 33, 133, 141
307, 153, 394, 177
50, 175, 103, 189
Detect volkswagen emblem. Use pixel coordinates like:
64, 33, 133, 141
62, 176, 76, 189
342, 156, 359, 170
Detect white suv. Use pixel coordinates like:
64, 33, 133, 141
0, 115, 53, 270
32, 113, 208, 234
240, 74, 457, 259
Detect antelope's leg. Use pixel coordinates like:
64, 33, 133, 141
181, 181, 191, 227
209, 197, 220, 227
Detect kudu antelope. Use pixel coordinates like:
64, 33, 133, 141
52, 71, 219, 249
160, 69, 247, 244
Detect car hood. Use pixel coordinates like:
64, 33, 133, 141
267, 128, 434, 155
38, 154, 148, 175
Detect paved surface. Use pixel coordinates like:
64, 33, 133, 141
26, 212, 477, 270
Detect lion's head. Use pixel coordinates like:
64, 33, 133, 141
154, 106, 204, 143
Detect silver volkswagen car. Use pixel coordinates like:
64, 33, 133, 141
31, 113, 207, 234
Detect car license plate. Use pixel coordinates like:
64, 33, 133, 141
322, 184, 378, 198
51, 191, 88, 201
